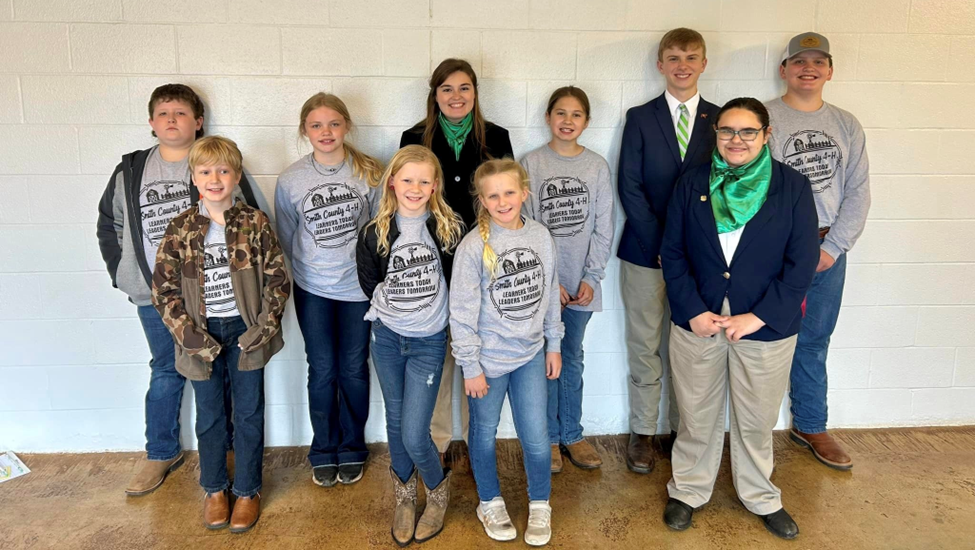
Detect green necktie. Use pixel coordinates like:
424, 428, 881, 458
677, 103, 690, 160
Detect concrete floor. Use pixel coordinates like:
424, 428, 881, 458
2, 427, 974, 549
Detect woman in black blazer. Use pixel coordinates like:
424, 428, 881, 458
400, 58, 513, 462
659, 98, 819, 540
400, 58, 513, 230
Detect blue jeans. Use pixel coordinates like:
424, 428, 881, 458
137, 305, 233, 461
370, 320, 447, 487
294, 284, 371, 467
191, 316, 264, 497
790, 250, 847, 434
548, 308, 592, 445
468, 351, 550, 502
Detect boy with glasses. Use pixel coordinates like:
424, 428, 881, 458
765, 32, 871, 471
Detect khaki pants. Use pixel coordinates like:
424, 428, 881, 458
431, 335, 469, 453
666, 299, 796, 515
620, 260, 680, 435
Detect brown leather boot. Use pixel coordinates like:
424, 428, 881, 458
390, 467, 417, 546
790, 428, 853, 470
229, 493, 261, 533
125, 453, 185, 496
550, 444, 563, 473
563, 439, 602, 469
203, 490, 230, 530
626, 433, 655, 474
415, 469, 451, 543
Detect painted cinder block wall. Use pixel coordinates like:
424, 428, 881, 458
1, 0, 974, 452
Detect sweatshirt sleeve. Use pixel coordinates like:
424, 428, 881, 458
448, 238, 485, 379
582, 159, 616, 289
273, 178, 298, 261
238, 212, 292, 352
151, 221, 221, 361
544, 234, 565, 353
96, 169, 124, 287
822, 118, 870, 260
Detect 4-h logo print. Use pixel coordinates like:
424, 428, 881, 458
382, 242, 441, 312
780, 129, 843, 194
490, 247, 544, 321
538, 176, 590, 238
203, 241, 236, 315
140, 179, 191, 247
300, 183, 365, 248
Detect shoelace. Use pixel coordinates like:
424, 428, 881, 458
484, 505, 512, 526
527, 507, 551, 528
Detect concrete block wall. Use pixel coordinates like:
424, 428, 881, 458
1, 0, 974, 452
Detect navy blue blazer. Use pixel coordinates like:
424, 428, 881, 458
660, 160, 819, 342
617, 94, 720, 269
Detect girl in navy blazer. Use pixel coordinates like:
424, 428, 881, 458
659, 98, 819, 540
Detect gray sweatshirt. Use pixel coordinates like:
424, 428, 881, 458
274, 155, 378, 301
449, 218, 565, 379
364, 213, 449, 338
521, 145, 616, 312
765, 97, 871, 260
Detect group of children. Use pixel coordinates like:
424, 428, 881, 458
96, 25, 868, 546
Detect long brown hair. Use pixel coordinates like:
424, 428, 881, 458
367, 145, 464, 256
471, 159, 530, 280
299, 92, 383, 187
421, 58, 489, 160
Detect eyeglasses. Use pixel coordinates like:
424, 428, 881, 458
715, 126, 767, 141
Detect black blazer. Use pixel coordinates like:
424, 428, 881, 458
660, 160, 819, 342
400, 121, 513, 229
617, 94, 720, 268
356, 215, 455, 300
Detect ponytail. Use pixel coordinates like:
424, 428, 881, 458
476, 205, 499, 280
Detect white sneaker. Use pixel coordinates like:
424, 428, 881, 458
525, 500, 552, 546
476, 497, 517, 541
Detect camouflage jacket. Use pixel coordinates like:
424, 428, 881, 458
151, 200, 291, 380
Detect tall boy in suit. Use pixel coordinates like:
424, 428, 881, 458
617, 28, 720, 474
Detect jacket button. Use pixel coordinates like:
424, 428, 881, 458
455, 176, 461, 182
723, 272, 730, 279
700, 195, 707, 202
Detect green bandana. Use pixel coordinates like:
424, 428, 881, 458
709, 144, 772, 234
438, 112, 473, 162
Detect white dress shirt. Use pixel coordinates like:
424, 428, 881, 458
718, 225, 745, 267
664, 90, 701, 143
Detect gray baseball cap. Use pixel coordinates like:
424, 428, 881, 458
781, 32, 831, 63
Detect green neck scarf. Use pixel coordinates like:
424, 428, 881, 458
709, 144, 772, 234
438, 112, 473, 162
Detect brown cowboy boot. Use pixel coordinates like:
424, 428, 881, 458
790, 428, 853, 470
562, 439, 602, 469
125, 453, 185, 496
550, 444, 563, 473
229, 493, 261, 533
203, 490, 230, 530
415, 469, 451, 543
390, 467, 417, 546
626, 433, 655, 474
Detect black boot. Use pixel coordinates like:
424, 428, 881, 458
760, 508, 799, 540
663, 498, 694, 531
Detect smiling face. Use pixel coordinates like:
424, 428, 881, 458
779, 50, 833, 96
192, 162, 240, 211
657, 45, 707, 98
546, 96, 589, 144
302, 106, 349, 162
478, 171, 528, 230
390, 161, 437, 218
149, 99, 203, 149
715, 108, 769, 168
435, 71, 476, 123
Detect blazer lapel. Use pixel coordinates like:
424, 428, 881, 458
729, 165, 781, 267
691, 179, 725, 262
681, 107, 712, 169
653, 96, 682, 167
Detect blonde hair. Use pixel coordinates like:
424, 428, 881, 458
299, 92, 383, 188
657, 27, 707, 62
368, 145, 464, 257
471, 158, 529, 279
188, 135, 242, 174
